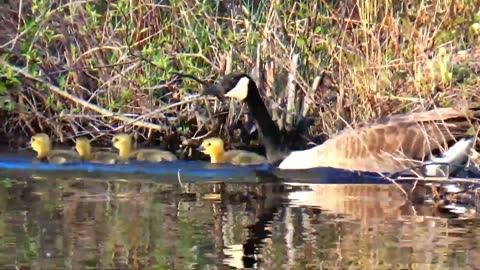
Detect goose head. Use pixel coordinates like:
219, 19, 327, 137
203, 72, 290, 163
203, 72, 253, 101
112, 133, 132, 158
197, 138, 225, 162
75, 137, 92, 159
30, 133, 52, 159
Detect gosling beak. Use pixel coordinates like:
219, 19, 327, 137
196, 145, 206, 152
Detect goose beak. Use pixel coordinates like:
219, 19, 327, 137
202, 83, 222, 96
196, 145, 206, 152
202, 84, 226, 102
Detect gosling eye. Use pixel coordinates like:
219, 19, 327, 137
207, 143, 211, 146
31, 138, 36, 142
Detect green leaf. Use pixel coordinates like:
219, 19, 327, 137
297, 37, 306, 48
0, 82, 5, 95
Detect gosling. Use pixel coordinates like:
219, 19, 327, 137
198, 137, 267, 165
75, 137, 118, 164
30, 133, 80, 164
112, 133, 177, 162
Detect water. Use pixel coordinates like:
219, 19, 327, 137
0, 155, 479, 269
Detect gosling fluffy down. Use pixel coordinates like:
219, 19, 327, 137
75, 137, 118, 164
198, 137, 267, 165
30, 133, 81, 164
112, 133, 177, 162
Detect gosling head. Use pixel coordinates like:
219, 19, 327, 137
75, 137, 92, 159
202, 72, 253, 101
30, 133, 52, 159
112, 133, 132, 157
197, 137, 225, 160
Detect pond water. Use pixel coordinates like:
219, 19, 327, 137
0, 155, 479, 269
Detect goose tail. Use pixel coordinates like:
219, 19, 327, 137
424, 137, 475, 177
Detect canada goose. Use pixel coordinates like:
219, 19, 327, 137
203, 72, 479, 175
112, 133, 177, 162
30, 133, 81, 164
197, 137, 267, 165
75, 137, 118, 164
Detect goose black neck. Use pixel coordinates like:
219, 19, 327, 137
245, 80, 286, 161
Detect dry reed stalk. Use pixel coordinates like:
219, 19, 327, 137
298, 76, 321, 124
285, 53, 299, 128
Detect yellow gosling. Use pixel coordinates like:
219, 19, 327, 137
198, 137, 266, 165
112, 133, 177, 162
30, 133, 80, 164
75, 137, 118, 164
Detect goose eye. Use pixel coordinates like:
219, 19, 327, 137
207, 143, 211, 146
31, 138, 36, 142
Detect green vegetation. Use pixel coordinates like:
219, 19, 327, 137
0, 0, 479, 152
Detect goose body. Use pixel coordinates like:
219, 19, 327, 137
75, 137, 118, 164
30, 133, 81, 164
112, 133, 177, 162
203, 72, 479, 175
277, 120, 475, 174
198, 137, 267, 165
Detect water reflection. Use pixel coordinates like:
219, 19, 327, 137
0, 171, 479, 269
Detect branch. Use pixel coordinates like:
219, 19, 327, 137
2, 60, 168, 131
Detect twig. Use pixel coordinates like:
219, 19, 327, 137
177, 169, 183, 186
2, 61, 168, 131
44, 59, 141, 76
379, 174, 409, 196
112, 95, 207, 131
192, 129, 214, 140
395, 176, 480, 184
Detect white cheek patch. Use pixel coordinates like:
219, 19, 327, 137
225, 77, 250, 100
